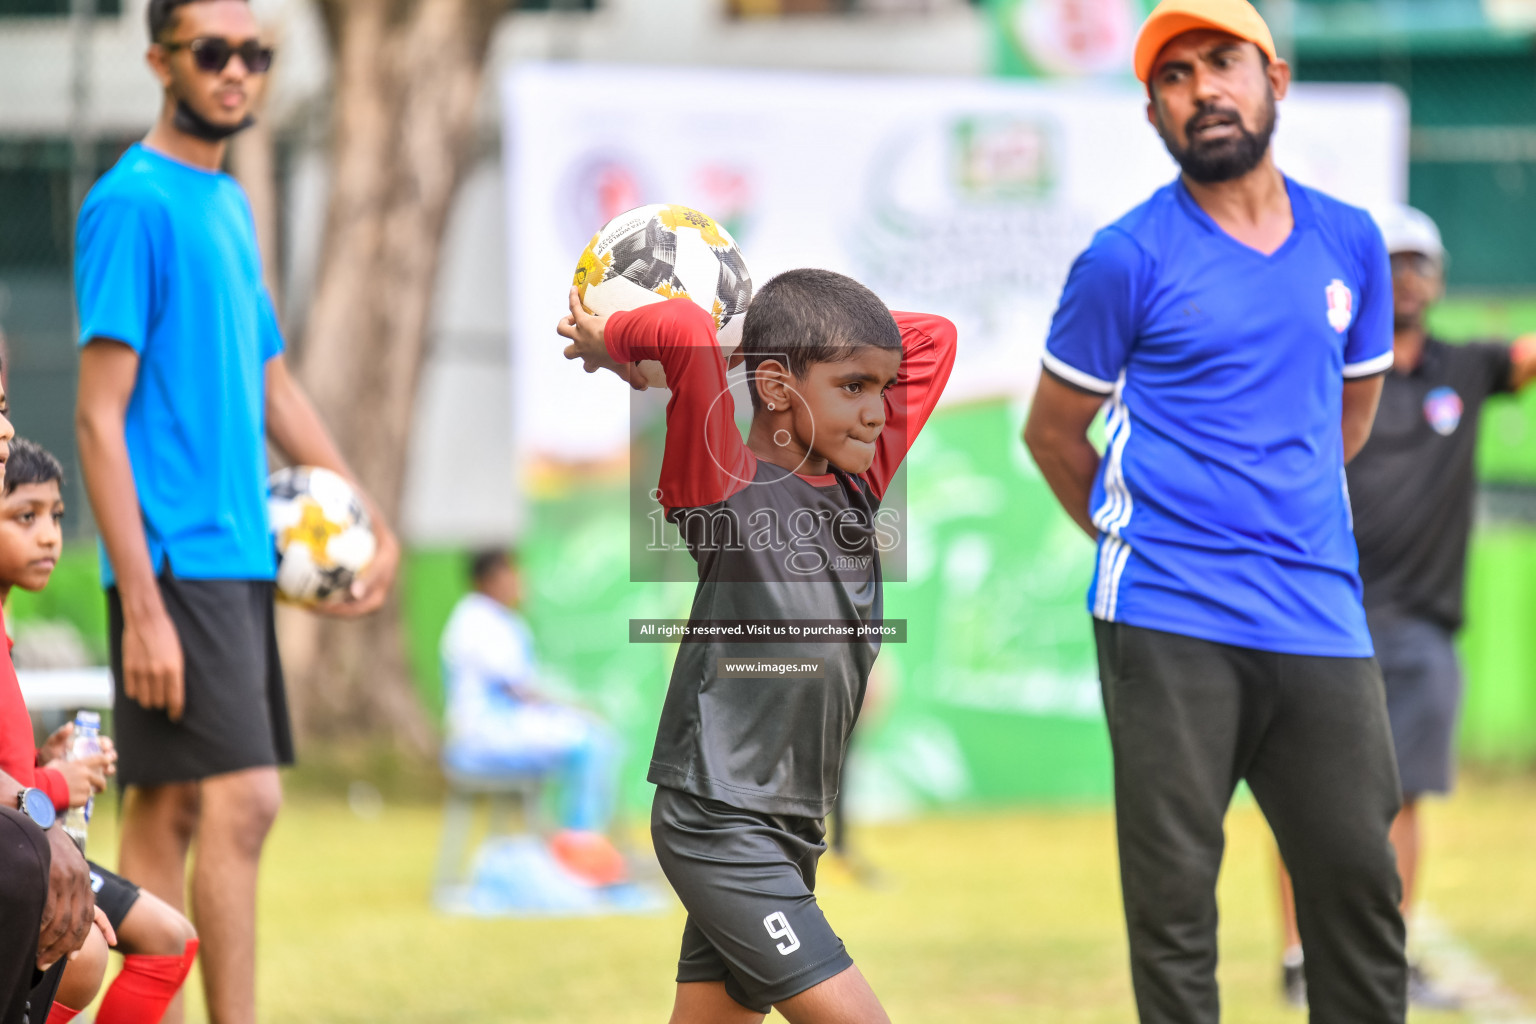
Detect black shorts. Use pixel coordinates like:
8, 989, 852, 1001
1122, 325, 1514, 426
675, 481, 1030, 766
1368, 610, 1463, 798
109, 573, 294, 787
88, 861, 141, 932
651, 786, 854, 1014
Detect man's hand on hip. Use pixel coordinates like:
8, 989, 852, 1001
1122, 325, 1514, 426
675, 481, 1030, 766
37, 825, 95, 970
122, 601, 186, 721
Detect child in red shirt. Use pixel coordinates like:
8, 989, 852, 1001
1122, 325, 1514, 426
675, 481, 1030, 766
0, 439, 197, 1023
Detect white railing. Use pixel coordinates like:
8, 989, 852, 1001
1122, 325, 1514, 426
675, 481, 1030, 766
17, 667, 113, 712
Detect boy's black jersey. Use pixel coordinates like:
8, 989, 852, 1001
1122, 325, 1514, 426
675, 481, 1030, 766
606, 300, 956, 817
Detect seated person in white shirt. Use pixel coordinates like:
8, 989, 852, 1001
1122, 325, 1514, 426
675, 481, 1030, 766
440, 549, 618, 841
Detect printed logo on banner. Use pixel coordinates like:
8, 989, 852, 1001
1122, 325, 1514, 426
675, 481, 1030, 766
1325, 278, 1353, 333
1423, 386, 1464, 436
954, 116, 1057, 200
560, 152, 655, 252
1010, 0, 1140, 77
695, 164, 756, 246
851, 114, 1097, 307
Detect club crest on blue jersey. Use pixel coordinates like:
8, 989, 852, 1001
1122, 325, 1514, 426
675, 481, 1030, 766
1424, 386, 1464, 436
1325, 279, 1353, 333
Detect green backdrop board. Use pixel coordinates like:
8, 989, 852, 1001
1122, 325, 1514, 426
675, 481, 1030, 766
852, 400, 1110, 814
1460, 530, 1536, 764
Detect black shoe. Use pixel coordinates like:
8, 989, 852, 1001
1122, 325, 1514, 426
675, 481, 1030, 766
1408, 961, 1463, 1012
1281, 961, 1307, 1009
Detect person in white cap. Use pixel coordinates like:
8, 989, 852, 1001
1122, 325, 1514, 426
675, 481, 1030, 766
1273, 203, 1536, 1011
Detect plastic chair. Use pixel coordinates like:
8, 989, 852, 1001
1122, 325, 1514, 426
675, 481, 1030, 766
432, 763, 552, 902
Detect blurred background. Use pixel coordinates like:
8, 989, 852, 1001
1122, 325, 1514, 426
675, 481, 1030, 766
1, 0, 1533, 1020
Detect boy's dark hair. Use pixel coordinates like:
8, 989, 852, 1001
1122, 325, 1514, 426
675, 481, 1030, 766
469, 548, 515, 586
4, 438, 64, 496
738, 269, 902, 411
148, 0, 245, 42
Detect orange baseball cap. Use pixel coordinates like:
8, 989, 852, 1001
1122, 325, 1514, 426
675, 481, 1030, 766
1133, 0, 1278, 85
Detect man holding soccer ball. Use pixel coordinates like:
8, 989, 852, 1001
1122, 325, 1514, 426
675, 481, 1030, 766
73, 1, 398, 1021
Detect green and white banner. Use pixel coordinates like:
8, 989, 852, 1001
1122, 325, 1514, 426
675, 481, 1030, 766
499, 64, 1408, 814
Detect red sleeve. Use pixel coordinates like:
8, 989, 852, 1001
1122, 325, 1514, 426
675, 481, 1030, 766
607, 299, 753, 511
34, 765, 70, 813
862, 311, 958, 498
0, 636, 48, 796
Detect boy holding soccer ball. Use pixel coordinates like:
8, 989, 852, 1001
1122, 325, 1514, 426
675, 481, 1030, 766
558, 271, 955, 1023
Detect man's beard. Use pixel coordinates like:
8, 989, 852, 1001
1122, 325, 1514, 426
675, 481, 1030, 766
1157, 90, 1276, 184
173, 97, 255, 142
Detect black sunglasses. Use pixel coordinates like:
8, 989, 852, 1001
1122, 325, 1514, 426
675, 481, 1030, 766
163, 37, 274, 74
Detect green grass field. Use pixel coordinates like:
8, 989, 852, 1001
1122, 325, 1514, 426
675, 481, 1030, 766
73, 771, 1535, 1023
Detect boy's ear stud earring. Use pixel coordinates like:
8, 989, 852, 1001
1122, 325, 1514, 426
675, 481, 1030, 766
767, 402, 775, 410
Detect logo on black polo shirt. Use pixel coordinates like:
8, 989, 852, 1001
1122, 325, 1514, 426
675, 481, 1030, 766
1424, 386, 1464, 436
1325, 279, 1353, 333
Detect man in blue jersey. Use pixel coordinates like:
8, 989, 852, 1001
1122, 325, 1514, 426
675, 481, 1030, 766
73, 2, 399, 1021
1024, 0, 1406, 1021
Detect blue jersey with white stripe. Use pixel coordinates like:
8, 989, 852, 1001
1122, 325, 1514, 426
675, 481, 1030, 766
1043, 176, 1393, 657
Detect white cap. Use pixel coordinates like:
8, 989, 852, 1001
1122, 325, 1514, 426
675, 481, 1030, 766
1371, 203, 1445, 261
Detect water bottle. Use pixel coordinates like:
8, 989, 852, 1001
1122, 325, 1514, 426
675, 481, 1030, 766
60, 710, 101, 853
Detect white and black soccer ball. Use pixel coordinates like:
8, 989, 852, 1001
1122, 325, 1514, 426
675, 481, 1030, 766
573, 204, 753, 386
268, 466, 376, 607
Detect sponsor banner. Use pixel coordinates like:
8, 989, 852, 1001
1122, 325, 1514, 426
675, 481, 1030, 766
502, 63, 1407, 464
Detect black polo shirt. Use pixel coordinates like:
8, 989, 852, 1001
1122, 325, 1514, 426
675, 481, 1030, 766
1347, 337, 1513, 631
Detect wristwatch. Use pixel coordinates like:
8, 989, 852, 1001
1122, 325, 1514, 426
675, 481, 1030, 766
15, 787, 55, 830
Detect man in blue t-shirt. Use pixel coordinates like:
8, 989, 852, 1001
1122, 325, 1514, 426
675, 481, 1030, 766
1024, 0, 1407, 1021
73, 2, 398, 1021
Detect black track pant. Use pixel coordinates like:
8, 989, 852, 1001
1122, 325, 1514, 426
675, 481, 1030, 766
0, 806, 62, 1024
1094, 620, 1407, 1024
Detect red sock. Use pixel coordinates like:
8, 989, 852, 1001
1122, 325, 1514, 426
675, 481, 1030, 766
45, 1003, 82, 1024
96, 938, 199, 1024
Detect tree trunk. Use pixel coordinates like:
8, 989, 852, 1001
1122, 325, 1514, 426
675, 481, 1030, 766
230, 106, 281, 311
282, 0, 505, 753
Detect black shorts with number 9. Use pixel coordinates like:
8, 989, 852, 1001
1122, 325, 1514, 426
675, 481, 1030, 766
651, 786, 855, 1014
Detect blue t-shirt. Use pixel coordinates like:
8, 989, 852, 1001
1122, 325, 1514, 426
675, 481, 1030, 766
75, 143, 283, 584
1043, 176, 1393, 657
